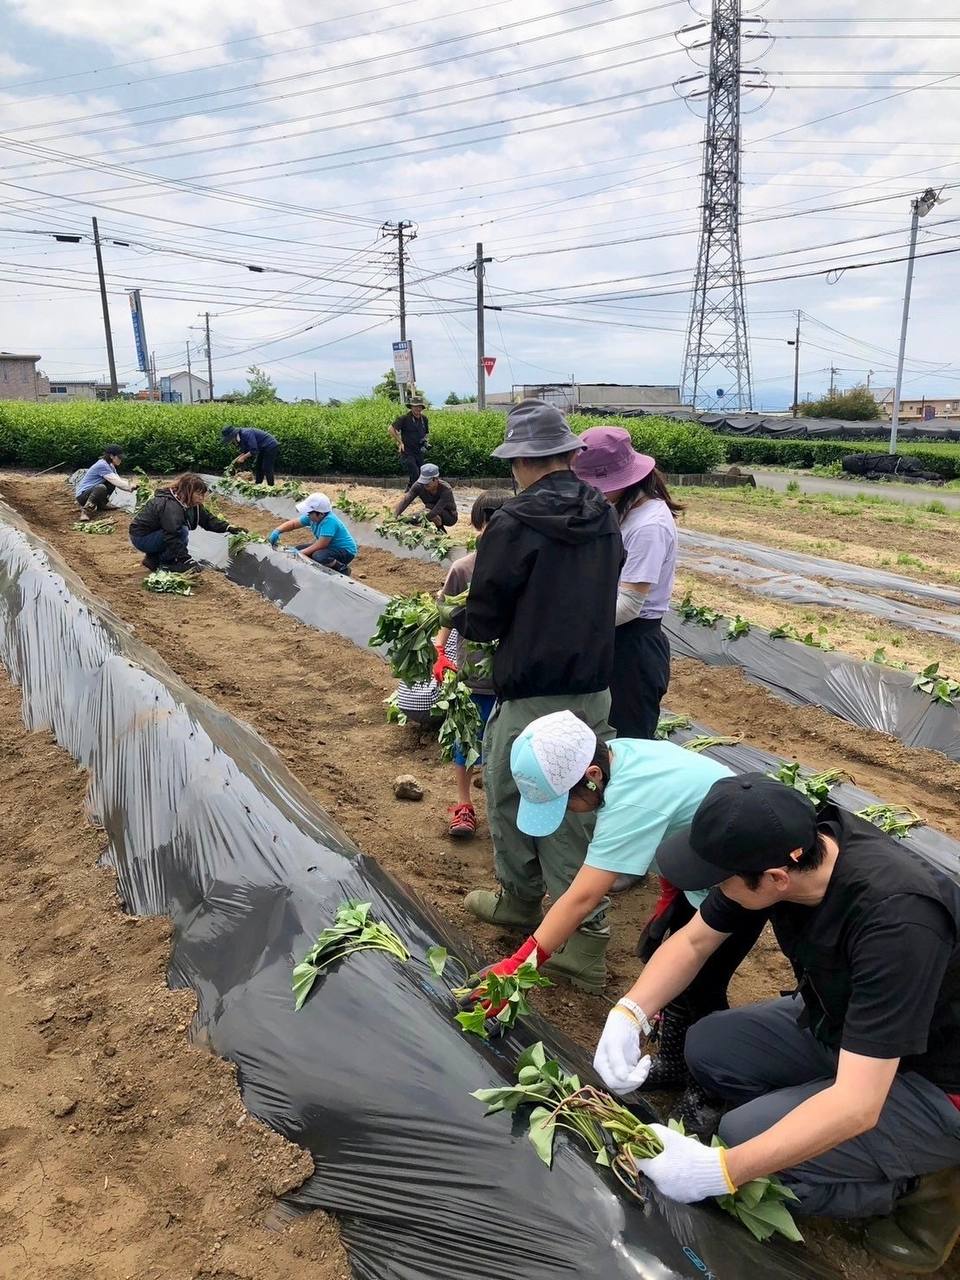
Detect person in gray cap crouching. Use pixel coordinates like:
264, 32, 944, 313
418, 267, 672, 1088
448, 399, 623, 991
393, 462, 459, 529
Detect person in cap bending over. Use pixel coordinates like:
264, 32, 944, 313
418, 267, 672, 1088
448, 399, 623, 992
221, 424, 280, 486
462, 709, 763, 1128
74, 444, 135, 521
572, 427, 681, 741
393, 463, 459, 530
389, 398, 429, 489
593, 772, 960, 1274
268, 492, 357, 574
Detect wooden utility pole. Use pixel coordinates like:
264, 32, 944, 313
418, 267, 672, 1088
790, 311, 801, 418
91, 217, 119, 397
381, 220, 415, 405
185, 341, 193, 403
475, 242, 492, 410
205, 312, 214, 400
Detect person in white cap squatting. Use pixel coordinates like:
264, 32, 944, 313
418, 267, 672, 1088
393, 463, 459, 530
447, 399, 623, 992
267, 492, 358, 575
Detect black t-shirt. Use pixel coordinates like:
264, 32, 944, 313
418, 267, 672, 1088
393, 411, 429, 450
700, 805, 960, 1091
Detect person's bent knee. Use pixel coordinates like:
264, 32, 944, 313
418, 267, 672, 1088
684, 1009, 731, 1091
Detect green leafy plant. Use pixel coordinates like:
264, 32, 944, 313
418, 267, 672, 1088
472, 1045, 802, 1243
857, 804, 923, 838
370, 589, 469, 685
72, 519, 115, 534
336, 491, 382, 522
132, 466, 154, 510
727, 615, 751, 639
913, 662, 960, 706
143, 570, 194, 595
769, 624, 800, 641
218, 475, 306, 501
684, 734, 740, 753
292, 901, 410, 1010
227, 530, 267, 555
435, 670, 485, 769
801, 626, 834, 651
769, 762, 846, 807
677, 592, 722, 628
375, 514, 453, 562
452, 965, 553, 1039
655, 714, 693, 739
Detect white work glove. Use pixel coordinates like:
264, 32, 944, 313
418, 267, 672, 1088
630, 1122, 735, 1203
594, 1002, 653, 1095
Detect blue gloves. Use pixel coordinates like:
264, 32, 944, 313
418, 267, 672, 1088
268, 529, 281, 546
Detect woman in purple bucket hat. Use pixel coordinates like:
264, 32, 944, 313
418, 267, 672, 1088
573, 426, 681, 740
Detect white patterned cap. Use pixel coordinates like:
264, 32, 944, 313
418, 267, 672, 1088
510, 710, 598, 837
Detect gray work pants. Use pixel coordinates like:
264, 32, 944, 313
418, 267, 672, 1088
686, 996, 960, 1219
483, 690, 613, 931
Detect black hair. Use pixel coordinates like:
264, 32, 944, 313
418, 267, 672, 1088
102, 444, 123, 460
470, 489, 510, 531
615, 467, 685, 521
568, 738, 612, 808
513, 447, 581, 469
738, 832, 828, 892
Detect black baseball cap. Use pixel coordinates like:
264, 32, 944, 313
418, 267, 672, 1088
656, 773, 819, 892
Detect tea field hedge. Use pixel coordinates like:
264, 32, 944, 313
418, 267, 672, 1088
718, 435, 960, 479
0, 399, 726, 476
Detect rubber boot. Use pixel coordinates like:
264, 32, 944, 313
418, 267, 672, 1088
864, 1169, 960, 1274
671, 1080, 724, 1143
540, 929, 608, 995
463, 888, 543, 930
638, 1002, 693, 1092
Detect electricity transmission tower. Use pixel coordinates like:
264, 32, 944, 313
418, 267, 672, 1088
681, 0, 764, 413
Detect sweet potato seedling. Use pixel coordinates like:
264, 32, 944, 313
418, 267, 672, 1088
292, 901, 409, 1010
143, 570, 195, 596
72, 520, 115, 535
227, 530, 267, 556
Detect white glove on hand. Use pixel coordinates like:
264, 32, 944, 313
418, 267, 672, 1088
593, 1006, 653, 1095
632, 1123, 735, 1203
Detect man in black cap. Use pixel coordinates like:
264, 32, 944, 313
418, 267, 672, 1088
221, 424, 279, 486
593, 772, 960, 1273
389, 398, 429, 489
451, 399, 623, 992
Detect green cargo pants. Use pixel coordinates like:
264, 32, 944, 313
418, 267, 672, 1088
483, 690, 614, 932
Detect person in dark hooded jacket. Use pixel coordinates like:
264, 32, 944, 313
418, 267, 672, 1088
452, 398, 623, 991
129, 472, 243, 572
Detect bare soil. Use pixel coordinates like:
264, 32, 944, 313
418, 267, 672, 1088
0, 672, 350, 1280
7, 475, 960, 1278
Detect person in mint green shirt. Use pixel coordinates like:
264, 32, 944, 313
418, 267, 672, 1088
469, 709, 764, 1129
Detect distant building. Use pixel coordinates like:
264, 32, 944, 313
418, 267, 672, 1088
45, 378, 126, 402
485, 383, 688, 414
0, 351, 43, 401
871, 387, 960, 420
165, 370, 210, 404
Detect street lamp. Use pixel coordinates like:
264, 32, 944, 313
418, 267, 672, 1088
889, 187, 944, 455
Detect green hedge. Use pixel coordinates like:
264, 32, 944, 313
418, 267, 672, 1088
0, 399, 725, 476
717, 435, 960, 480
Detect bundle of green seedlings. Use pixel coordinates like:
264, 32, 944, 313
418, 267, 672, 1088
684, 734, 741, 753
426, 948, 552, 1039
72, 519, 115, 535
769, 762, 847, 807
133, 466, 154, 510
335, 491, 383, 523
292, 901, 409, 1010
856, 803, 923, 838
218, 475, 306, 501
472, 1043, 801, 1244
370, 589, 470, 685
374, 514, 453, 562
655, 714, 693, 739
143, 570, 195, 596
227, 530, 267, 555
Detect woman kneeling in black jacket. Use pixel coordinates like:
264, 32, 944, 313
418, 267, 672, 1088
129, 472, 243, 572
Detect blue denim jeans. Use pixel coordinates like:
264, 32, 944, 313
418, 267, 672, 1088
296, 544, 355, 574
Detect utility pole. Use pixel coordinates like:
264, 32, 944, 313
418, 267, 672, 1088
680, 0, 768, 411
380, 220, 416, 405
91, 217, 119, 398
890, 187, 941, 455
474, 242, 493, 410
866, 369, 874, 391
829, 366, 839, 397
313, 371, 318, 402
185, 341, 193, 403
205, 312, 214, 401
787, 310, 801, 418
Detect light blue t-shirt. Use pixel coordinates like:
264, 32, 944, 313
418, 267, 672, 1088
75, 458, 119, 498
583, 739, 732, 906
299, 512, 357, 558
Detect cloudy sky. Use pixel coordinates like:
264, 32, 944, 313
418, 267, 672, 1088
1, 0, 958, 409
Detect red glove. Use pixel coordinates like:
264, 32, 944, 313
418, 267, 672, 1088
432, 650, 457, 683
473, 935, 551, 1016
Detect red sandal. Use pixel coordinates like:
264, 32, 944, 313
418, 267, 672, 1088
448, 803, 478, 839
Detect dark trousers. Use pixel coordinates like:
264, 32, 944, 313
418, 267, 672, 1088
131, 527, 189, 568
687, 997, 960, 1218
77, 482, 111, 512
401, 447, 425, 488
609, 617, 670, 739
296, 544, 355, 575
254, 447, 278, 485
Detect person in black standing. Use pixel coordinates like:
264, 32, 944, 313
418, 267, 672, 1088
389, 398, 429, 489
